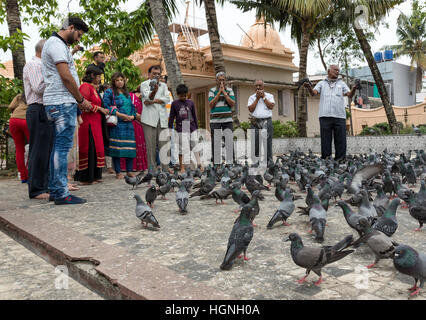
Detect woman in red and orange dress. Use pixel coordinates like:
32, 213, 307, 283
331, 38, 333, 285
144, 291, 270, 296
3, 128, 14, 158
75, 66, 109, 185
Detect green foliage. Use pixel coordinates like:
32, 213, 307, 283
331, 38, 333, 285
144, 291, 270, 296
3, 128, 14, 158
359, 122, 391, 136
239, 121, 251, 132
272, 120, 299, 138
0, 75, 23, 105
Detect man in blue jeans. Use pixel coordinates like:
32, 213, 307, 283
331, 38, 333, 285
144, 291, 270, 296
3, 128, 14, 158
42, 16, 92, 205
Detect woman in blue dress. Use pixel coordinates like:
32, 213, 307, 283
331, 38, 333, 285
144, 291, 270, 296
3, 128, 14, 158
103, 72, 137, 179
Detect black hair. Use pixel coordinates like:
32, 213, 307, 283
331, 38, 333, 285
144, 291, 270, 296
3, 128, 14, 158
163, 75, 168, 83
82, 65, 103, 83
148, 65, 162, 73
176, 84, 188, 95
64, 16, 89, 33
110, 72, 130, 98
93, 51, 104, 58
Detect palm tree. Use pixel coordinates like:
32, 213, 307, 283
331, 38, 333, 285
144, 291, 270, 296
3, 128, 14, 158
148, 0, 184, 97
196, 0, 240, 127
4, 0, 26, 81
382, 1, 425, 93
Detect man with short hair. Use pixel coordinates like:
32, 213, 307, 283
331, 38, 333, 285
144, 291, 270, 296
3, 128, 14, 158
305, 64, 357, 161
140, 65, 170, 170
23, 39, 53, 200
208, 72, 235, 164
248, 79, 275, 166
88, 51, 106, 87
42, 16, 91, 205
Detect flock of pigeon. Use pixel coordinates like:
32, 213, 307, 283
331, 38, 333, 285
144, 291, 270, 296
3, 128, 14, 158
125, 148, 426, 297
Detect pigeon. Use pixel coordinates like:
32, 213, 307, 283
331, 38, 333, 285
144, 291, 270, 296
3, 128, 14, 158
350, 218, 399, 269
337, 200, 366, 236
175, 183, 189, 214
124, 172, 143, 190
406, 190, 426, 231
393, 244, 426, 296
138, 166, 154, 185
412, 124, 422, 137
348, 164, 383, 194
145, 184, 158, 208
403, 164, 417, 187
382, 170, 395, 197
373, 184, 390, 217
245, 175, 270, 195
236, 190, 261, 226
309, 195, 327, 242
230, 182, 250, 213
156, 169, 168, 187
189, 175, 215, 198
204, 185, 232, 204
267, 188, 295, 229
157, 180, 172, 200
220, 207, 254, 270
285, 233, 354, 285
372, 198, 400, 237
134, 194, 160, 229
359, 189, 378, 223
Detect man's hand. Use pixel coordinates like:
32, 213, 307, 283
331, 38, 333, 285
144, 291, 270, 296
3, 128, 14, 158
303, 82, 312, 89
144, 100, 153, 105
153, 99, 164, 104
78, 99, 92, 112
72, 45, 82, 55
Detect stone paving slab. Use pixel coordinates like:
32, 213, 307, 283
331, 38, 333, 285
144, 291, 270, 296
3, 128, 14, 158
0, 230, 102, 300
0, 174, 425, 300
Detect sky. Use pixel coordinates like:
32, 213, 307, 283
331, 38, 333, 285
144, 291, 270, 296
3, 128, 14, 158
0, 0, 414, 76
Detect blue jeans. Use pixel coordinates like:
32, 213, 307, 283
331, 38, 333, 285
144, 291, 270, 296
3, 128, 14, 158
113, 157, 133, 173
45, 103, 77, 200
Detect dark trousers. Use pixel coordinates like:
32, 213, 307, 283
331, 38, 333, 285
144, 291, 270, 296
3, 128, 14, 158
319, 117, 347, 160
113, 157, 133, 173
26, 103, 53, 198
251, 117, 273, 166
210, 122, 234, 164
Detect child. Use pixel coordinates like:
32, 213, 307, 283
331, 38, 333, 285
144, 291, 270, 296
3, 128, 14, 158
168, 84, 201, 173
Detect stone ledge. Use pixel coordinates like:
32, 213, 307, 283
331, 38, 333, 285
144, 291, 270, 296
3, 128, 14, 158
0, 204, 231, 300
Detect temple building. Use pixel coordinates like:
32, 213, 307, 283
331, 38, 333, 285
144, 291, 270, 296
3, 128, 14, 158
129, 17, 302, 130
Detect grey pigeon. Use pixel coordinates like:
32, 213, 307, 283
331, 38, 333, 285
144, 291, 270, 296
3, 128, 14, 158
230, 182, 250, 213
337, 200, 365, 236
285, 233, 354, 285
359, 189, 378, 223
134, 194, 160, 229
373, 184, 390, 217
393, 244, 426, 296
372, 198, 400, 237
176, 183, 189, 214
124, 172, 143, 190
350, 218, 399, 269
309, 195, 327, 242
145, 184, 158, 208
267, 188, 295, 229
349, 164, 383, 194
220, 208, 254, 270
406, 190, 426, 231
157, 180, 172, 200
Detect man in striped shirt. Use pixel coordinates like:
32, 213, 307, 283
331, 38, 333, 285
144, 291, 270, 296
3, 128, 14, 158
208, 72, 235, 164
305, 65, 357, 161
23, 39, 53, 200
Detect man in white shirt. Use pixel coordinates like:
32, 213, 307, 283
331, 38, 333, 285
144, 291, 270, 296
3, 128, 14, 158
248, 80, 275, 166
140, 65, 170, 171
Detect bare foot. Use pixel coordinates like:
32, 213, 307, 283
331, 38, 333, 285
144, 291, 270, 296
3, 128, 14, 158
107, 168, 115, 174
68, 184, 80, 191
116, 173, 124, 179
34, 193, 50, 200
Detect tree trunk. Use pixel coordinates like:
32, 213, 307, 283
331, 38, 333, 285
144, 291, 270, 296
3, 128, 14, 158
203, 0, 239, 127
317, 37, 328, 72
296, 25, 310, 137
148, 0, 183, 97
416, 66, 423, 94
5, 0, 26, 81
353, 24, 398, 134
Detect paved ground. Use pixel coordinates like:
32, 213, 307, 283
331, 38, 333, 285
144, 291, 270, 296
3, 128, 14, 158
0, 231, 101, 300
0, 172, 425, 300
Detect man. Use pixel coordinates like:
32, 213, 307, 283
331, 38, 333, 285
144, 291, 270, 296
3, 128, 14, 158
208, 72, 235, 164
248, 79, 275, 166
160, 75, 176, 168
42, 16, 91, 205
140, 65, 170, 171
88, 51, 106, 87
23, 39, 53, 200
304, 65, 357, 161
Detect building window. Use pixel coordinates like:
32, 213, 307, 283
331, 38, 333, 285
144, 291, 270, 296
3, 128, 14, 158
278, 89, 291, 117
232, 85, 239, 115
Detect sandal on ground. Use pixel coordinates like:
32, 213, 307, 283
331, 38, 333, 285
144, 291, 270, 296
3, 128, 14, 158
116, 173, 124, 179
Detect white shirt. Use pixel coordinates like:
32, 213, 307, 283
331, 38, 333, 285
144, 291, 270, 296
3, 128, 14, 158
140, 79, 170, 128
248, 92, 275, 119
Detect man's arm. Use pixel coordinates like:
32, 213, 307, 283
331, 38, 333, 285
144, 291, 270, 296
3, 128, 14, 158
25, 64, 45, 95
248, 95, 259, 113
56, 62, 91, 111
263, 92, 275, 110
208, 90, 221, 109
304, 82, 319, 96
345, 86, 357, 99
223, 88, 235, 108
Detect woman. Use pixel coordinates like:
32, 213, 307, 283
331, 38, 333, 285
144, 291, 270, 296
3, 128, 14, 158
8, 93, 29, 183
120, 86, 148, 173
103, 72, 137, 179
75, 66, 109, 185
